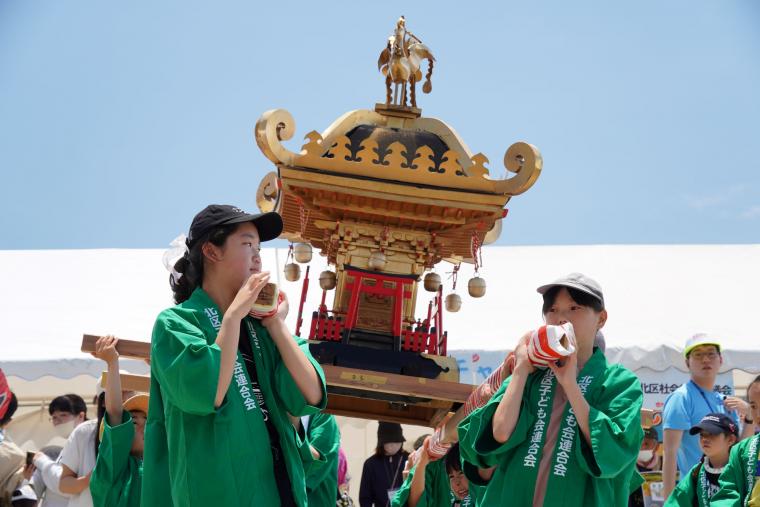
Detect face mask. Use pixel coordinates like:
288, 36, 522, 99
638, 449, 654, 463
383, 442, 402, 455
53, 420, 76, 439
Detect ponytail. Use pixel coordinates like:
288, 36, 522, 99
170, 223, 239, 304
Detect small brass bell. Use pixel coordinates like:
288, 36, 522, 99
468, 276, 486, 298
319, 270, 336, 290
423, 272, 441, 292
293, 243, 313, 264
445, 293, 462, 312
284, 263, 301, 282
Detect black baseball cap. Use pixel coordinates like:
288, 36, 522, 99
187, 205, 283, 248
689, 413, 738, 437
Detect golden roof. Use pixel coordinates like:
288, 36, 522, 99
254, 19, 542, 265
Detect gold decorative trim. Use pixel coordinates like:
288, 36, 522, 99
254, 108, 541, 197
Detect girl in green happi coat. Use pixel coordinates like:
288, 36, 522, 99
392, 441, 489, 507
90, 335, 147, 507
299, 411, 341, 507
710, 374, 760, 507
141, 205, 327, 507
458, 273, 644, 507
663, 412, 739, 507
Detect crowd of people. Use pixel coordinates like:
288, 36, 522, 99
1, 204, 759, 506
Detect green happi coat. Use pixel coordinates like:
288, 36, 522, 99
90, 412, 142, 507
304, 411, 341, 507
141, 287, 327, 507
458, 348, 644, 507
710, 433, 760, 507
663, 461, 712, 507
391, 457, 487, 507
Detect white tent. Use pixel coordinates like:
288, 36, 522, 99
3, 244, 759, 381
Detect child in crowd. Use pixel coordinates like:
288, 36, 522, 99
710, 375, 760, 506
300, 411, 341, 507
664, 413, 738, 506
89, 335, 147, 507
392, 441, 489, 507
458, 273, 644, 506
637, 427, 662, 473
629, 427, 662, 506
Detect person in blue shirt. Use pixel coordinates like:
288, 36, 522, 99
661, 334, 754, 498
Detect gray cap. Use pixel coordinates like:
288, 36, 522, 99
536, 272, 604, 307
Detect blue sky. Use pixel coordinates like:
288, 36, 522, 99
1, 0, 758, 249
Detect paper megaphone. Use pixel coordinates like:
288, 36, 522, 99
527, 323, 576, 368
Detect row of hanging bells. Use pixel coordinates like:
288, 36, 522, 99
283, 242, 338, 291
425, 232, 487, 312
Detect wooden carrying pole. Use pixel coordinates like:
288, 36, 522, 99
81, 334, 150, 359
81, 334, 656, 430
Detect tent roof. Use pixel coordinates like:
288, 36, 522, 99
2, 244, 758, 380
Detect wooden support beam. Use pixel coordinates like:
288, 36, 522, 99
81, 335, 659, 429
322, 365, 473, 404
100, 372, 150, 393
324, 392, 452, 427
81, 334, 150, 359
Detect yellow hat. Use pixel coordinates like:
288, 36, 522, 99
99, 394, 149, 439
122, 394, 149, 415
684, 333, 721, 358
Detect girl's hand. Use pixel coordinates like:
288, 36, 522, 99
262, 291, 289, 329
547, 335, 579, 389
227, 272, 271, 320
513, 331, 536, 376
91, 335, 119, 366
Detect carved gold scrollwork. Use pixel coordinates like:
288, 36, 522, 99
385, 141, 408, 169
256, 171, 280, 213
327, 135, 353, 161
492, 142, 543, 196
412, 145, 435, 172
483, 218, 502, 244
468, 153, 490, 178
256, 109, 542, 198
439, 149, 461, 175
254, 109, 299, 166
301, 131, 324, 157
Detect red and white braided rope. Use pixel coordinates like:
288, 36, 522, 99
417, 354, 514, 462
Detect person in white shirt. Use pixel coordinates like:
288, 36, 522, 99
58, 416, 97, 507
30, 394, 88, 507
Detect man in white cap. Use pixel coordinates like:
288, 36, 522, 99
661, 333, 754, 498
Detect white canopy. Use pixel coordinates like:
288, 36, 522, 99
2, 244, 759, 385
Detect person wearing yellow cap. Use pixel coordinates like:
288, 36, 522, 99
89, 336, 147, 507
661, 333, 754, 499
